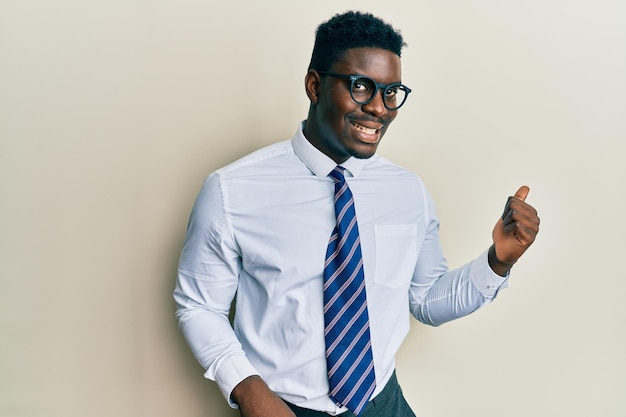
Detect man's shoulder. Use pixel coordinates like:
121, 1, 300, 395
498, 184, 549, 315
215, 140, 297, 177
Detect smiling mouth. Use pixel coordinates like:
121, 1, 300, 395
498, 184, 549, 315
351, 121, 380, 135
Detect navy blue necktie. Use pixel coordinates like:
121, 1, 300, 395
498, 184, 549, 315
323, 166, 376, 416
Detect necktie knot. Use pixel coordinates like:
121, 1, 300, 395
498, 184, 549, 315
329, 166, 346, 184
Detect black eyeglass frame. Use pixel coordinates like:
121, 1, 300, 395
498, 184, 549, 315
316, 70, 412, 110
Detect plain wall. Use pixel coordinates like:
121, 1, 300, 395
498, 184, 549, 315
1, 1, 624, 416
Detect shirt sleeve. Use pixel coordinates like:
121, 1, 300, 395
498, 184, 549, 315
408, 187, 510, 326
173, 173, 259, 407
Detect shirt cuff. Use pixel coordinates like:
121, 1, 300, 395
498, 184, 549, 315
207, 354, 260, 408
469, 249, 510, 298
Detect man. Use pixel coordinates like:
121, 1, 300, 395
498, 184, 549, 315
174, 10, 539, 417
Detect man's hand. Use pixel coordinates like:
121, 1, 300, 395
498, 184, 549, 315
231, 375, 296, 417
489, 186, 540, 276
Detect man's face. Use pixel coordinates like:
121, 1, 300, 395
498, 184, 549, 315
305, 47, 402, 163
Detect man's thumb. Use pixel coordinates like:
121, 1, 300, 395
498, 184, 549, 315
514, 185, 530, 201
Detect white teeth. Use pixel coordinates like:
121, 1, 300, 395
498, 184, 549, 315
352, 122, 377, 135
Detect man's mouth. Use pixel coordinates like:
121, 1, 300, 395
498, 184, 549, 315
351, 121, 380, 135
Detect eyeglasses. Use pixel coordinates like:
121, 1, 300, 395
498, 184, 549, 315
316, 70, 411, 110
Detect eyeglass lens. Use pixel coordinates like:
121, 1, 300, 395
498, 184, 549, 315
351, 76, 409, 110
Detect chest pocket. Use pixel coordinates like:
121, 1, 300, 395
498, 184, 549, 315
373, 224, 419, 289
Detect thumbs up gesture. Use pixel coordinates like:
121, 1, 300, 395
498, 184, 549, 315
489, 186, 540, 276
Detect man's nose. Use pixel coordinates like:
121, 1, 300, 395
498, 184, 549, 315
361, 90, 388, 117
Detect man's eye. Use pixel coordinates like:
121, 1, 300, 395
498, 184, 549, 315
352, 79, 372, 93
385, 88, 398, 98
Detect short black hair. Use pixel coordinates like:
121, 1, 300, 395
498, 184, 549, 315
308, 11, 406, 72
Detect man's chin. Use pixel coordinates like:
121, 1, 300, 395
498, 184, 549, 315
348, 141, 380, 159
349, 149, 377, 160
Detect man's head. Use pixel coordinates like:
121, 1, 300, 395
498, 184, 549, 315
303, 11, 409, 164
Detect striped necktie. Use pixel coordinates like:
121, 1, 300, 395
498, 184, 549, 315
323, 166, 376, 416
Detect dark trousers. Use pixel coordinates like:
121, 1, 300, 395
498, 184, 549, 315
285, 371, 416, 417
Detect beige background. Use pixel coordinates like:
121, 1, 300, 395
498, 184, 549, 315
1, 1, 625, 416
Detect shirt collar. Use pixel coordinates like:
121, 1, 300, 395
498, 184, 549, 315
291, 121, 369, 179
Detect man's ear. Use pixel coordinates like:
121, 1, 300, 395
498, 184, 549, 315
304, 69, 321, 105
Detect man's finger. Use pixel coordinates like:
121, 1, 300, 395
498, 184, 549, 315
514, 185, 530, 201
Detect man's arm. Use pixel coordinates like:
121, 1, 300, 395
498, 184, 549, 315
174, 173, 253, 395
409, 185, 539, 325
175, 174, 301, 417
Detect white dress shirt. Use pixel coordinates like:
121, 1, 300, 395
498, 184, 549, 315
174, 123, 509, 415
